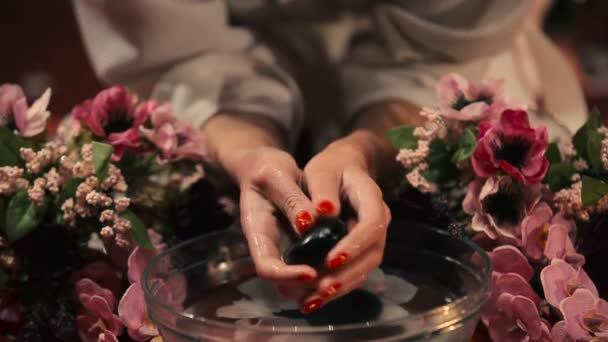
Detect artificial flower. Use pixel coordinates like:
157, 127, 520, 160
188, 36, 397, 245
544, 223, 585, 269
118, 283, 158, 341
489, 245, 534, 281
0, 84, 51, 137
140, 103, 206, 163
472, 109, 549, 184
540, 259, 598, 308
559, 288, 608, 341
75, 278, 123, 342
488, 292, 552, 342
72, 261, 122, 297
72, 86, 156, 160
482, 272, 541, 326
436, 73, 506, 121
520, 202, 578, 262
550, 321, 575, 342
463, 176, 541, 239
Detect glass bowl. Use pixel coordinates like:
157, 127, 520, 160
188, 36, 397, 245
143, 220, 491, 341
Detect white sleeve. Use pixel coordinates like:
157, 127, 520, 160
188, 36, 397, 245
340, 0, 530, 120
73, 0, 303, 135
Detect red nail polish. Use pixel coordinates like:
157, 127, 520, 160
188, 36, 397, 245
316, 200, 335, 216
297, 274, 314, 281
321, 282, 342, 298
328, 253, 348, 270
296, 211, 313, 233
302, 298, 323, 314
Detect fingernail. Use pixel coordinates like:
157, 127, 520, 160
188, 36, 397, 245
321, 282, 342, 298
316, 200, 335, 216
328, 253, 348, 270
302, 298, 323, 314
296, 211, 313, 233
297, 274, 314, 282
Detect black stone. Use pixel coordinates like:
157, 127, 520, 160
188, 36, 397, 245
283, 218, 347, 267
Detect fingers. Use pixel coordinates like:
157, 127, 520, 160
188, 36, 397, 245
240, 189, 317, 282
300, 247, 383, 313
252, 164, 317, 235
303, 164, 341, 218
326, 173, 390, 271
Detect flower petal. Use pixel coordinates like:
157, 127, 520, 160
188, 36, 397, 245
490, 246, 534, 280
560, 289, 597, 340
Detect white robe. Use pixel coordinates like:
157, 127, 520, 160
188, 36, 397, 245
73, 0, 587, 149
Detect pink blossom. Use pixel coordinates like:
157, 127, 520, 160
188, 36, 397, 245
472, 109, 549, 184
0, 84, 51, 137
544, 223, 585, 269
540, 259, 598, 308
75, 278, 123, 342
488, 293, 552, 342
482, 272, 541, 326
118, 283, 158, 341
550, 321, 575, 342
490, 246, 534, 281
436, 73, 506, 121
559, 288, 608, 341
463, 176, 541, 239
71, 261, 122, 297
140, 103, 206, 162
520, 203, 578, 263
72, 86, 156, 160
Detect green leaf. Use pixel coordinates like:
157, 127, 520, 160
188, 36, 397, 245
581, 176, 608, 206
57, 178, 82, 205
572, 108, 604, 175
92, 142, 113, 182
544, 163, 576, 192
421, 139, 459, 183
0, 127, 29, 167
121, 210, 153, 250
385, 126, 418, 150
545, 142, 562, 164
6, 190, 49, 241
587, 130, 603, 174
451, 128, 477, 163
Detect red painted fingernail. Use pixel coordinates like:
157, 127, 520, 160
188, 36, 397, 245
302, 298, 323, 314
297, 274, 314, 281
328, 253, 348, 270
321, 282, 342, 298
296, 211, 313, 233
316, 200, 335, 216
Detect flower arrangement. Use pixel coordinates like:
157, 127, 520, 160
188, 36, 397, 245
388, 73, 608, 341
0, 85, 233, 341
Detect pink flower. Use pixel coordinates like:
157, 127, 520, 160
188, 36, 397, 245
0, 84, 51, 137
472, 109, 549, 184
75, 278, 123, 342
488, 293, 552, 342
72, 86, 156, 160
463, 176, 541, 239
140, 104, 206, 163
540, 259, 598, 308
520, 203, 578, 262
482, 272, 541, 326
72, 261, 122, 298
118, 283, 158, 341
559, 288, 608, 341
490, 246, 534, 281
436, 73, 506, 121
550, 321, 575, 342
544, 222, 585, 269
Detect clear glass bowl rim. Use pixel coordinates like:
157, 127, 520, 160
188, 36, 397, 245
142, 224, 493, 334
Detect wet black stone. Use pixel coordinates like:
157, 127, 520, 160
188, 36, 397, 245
283, 218, 347, 267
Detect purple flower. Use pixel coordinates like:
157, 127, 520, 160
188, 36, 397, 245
489, 245, 534, 281
0, 84, 51, 137
463, 176, 541, 239
520, 203, 579, 263
472, 109, 549, 184
540, 259, 598, 308
140, 103, 206, 163
75, 278, 123, 342
436, 73, 506, 121
488, 293, 552, 342
72, 86, 157, 160
559, 288, 608, 341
